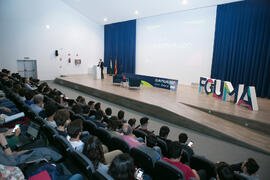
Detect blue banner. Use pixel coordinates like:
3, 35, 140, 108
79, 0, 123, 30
123, 73, 178, 91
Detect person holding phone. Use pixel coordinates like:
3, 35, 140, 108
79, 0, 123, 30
178, 133, 194, 159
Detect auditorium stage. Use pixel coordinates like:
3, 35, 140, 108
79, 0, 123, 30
55, 74, 270, 155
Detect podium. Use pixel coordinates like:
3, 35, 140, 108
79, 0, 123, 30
93, 65, 101, 80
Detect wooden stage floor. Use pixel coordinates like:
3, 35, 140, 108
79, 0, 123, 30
55, 74, 270, 155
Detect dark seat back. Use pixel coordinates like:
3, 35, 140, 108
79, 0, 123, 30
153, 160, 185, 180
133, 129, 147, 140
130, 146, 160, 175
110, 136, 130, 153
156, 137, 168, 157
190, 155, 216, 179
95, 128, 112, 149
42, 124, 58, 146
83, 120, 97, 135
54, 135, 73, 157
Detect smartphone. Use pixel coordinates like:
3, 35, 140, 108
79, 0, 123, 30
136, 170, 144, 179
12, 124, 20, 133
187, 141, 194, 147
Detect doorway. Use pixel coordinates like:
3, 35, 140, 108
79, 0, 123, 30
17, 60, 37, 79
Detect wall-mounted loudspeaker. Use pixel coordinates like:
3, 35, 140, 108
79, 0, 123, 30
55, 50, 58, 56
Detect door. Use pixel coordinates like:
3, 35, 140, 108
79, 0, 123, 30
17, 60, 37, 79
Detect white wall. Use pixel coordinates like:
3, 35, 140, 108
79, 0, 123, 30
136, 6, 217, 85
0, 0, 104, 80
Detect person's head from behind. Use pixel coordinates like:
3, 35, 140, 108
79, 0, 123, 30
95, 110, 104, 122
128, 118, 136, 129
83, 136, 106, 170
1, 73, 8, 81
168, 142, 182, 160
68, 99, 76, 109
159, 126, 170, 139
88, 101, 95, 109
25, 90, 35, 101
108, 116, 119, 131
108, 153, 135, 180
118, 110, 125, 121
147, 134, 157, 148
33, 94, 44, 107
140, 117, 149, 129
44, 102, 57, 119
178, 133, 188, 144
76, 96, 82, 103
94, 102, 101, 111
12, 83, 21, 93
105, 107, 112, 116
82, 105, 90, 116
242, 158, 259, 175
18, 88, 27, 98
67, 119, 83, 140
122, 124, 132, 136
216, 162, 234, 180
54, 109, 70, 128
72, 104, 82, 114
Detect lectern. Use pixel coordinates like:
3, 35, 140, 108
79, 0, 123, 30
93, 65, 101, 80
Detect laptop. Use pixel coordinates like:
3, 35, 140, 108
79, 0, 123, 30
16, 121, 40, 148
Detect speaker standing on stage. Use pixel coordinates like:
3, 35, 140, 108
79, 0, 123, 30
98, 59, 104, 79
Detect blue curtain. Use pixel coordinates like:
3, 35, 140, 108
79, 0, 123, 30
104, 20, 136, 74
211, 1, 270, 98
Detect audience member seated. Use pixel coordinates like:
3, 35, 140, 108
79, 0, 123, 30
120, 124, 142, 149
67, 119, 84, 152
72, 104, 82, 115
54, 109, 71, 137
107, 116, 121, 136
18, 88, 27, 102
158, 126, 172, 148
82, 105, 91, 120
42, 102, 57, 128
216, 162, 234, 180
128, 118, 136, 130
88, 101, 95, 110
30, 94, 44, 115
94, 110, 106, 128
178, 133, 194, 159
83, 136, 122, 174
117, 110, 127, 126
162, 142, 200, 180
0, 93, 19, 116
108, 153, 146, 180
12, 83, 21, 94
24, 90, 35, 105
230, 158, 260, 180
139, 117, 153, 135
67, 99, 77, 110
105, 107, 112, 119
76, 96, 86, 104
23, 78, 37, 91
146, 134, 162, 157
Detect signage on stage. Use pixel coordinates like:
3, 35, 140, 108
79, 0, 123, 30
199, 77, 258, 111
123, 73, 178, 91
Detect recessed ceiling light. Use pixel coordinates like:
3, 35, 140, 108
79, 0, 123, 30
45, 25, 50, 29
182, 0, 188, 5
104, 18, 108, 22
134, 10, 139, 15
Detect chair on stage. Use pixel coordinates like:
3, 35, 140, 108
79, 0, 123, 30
128, 77, 141, 89
113, 75, 123, 85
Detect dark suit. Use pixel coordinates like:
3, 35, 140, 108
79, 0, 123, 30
98, 61, 104, 79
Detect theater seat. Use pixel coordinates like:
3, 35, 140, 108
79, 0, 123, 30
95, 127, 112, 149
54, 135, 73, 157
110, 136, 130, 153
156, 137, 168, 157
190, 155, 216, 180
42, 124, 58, 146
66, 150, 95, 179
94, 169, 113, 180
83, 120, 97, 135
153, 160, 185, 180
133, 129, 148, 140
130, 146, 160, 175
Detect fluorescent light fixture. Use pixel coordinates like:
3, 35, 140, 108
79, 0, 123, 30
103, 18, 108, 22
45, 25, 50, 29
134, 10, 139, 15
182, 0, 188, 5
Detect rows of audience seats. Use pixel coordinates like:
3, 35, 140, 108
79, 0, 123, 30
0, 69, 260, 180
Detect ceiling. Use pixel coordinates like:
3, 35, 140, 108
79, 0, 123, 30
62, 0, 242, 25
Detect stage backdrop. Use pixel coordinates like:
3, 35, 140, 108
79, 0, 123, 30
211, 0, 270, 98
104, 20, 136, 74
